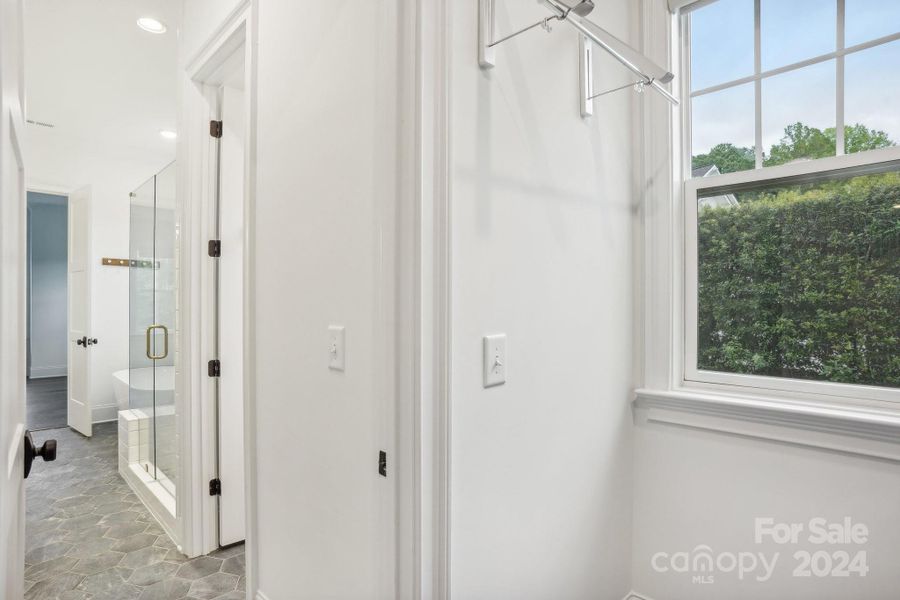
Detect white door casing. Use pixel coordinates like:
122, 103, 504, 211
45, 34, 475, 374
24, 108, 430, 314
67, 185, 92, 436
0, 0, 27, 594
217, 82, 246, 546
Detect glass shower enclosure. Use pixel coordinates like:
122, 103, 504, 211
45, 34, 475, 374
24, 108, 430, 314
128, 161, 178, 503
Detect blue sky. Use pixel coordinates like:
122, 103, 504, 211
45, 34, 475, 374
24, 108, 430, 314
690, 0, 900, 156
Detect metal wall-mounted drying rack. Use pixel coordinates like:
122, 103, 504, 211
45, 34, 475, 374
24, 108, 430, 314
101, 257, 159, 269
479, 0, 679, 117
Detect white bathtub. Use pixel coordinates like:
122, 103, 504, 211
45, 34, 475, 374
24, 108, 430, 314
112, 366, 176, 410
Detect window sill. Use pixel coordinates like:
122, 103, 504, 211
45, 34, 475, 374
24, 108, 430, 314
633, 388, 900, 462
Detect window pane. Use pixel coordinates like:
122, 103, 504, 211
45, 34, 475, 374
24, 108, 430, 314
845, 39, 900, 154
846, 0, 900, 47
761, 0, 835, 71
692, 83, 756, 176
762, 61, 836, 166
690, 0, 754, 92
696, 168, 900, 388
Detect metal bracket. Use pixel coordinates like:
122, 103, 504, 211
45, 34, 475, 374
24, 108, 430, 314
579, 35, 653, 118
579, 35, 593, 118
479, 0, 496, 68
479, 0, 561, 69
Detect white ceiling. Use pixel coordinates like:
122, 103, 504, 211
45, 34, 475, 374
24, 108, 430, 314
24, 0, 180, 192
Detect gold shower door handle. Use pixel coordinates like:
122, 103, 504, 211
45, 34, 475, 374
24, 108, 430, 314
146, 324, 169, 360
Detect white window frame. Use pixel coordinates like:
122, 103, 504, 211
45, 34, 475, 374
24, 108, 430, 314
676, 0, 900, 409
683, 0, 900, 169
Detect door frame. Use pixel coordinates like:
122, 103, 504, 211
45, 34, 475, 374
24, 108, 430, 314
24, 185, 71, 385
177, 0, 256, 569
26, 184, 90, 437
177, 1, 453, 598
414, 0, 452, 597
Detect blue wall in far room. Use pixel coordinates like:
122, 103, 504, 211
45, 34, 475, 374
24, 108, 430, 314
27, 192, 68, 378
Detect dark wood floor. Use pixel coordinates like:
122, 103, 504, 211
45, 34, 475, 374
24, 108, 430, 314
27, 376, 68, 430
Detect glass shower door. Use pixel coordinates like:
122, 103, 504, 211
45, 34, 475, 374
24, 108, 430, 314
129, 161, 177, 501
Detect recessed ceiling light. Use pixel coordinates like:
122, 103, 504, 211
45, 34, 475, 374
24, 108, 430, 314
159, 130, 177, 139
137, 17, 167, 34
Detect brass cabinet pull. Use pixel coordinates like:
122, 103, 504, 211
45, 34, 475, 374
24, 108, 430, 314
146, 324, 169, 360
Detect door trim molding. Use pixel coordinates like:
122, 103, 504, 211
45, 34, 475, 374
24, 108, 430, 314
177, 4, 256, 583
416, 0, 452, 596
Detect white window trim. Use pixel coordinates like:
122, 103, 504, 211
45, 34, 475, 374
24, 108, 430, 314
684, 0, 900, 170
634, 0, 900, 448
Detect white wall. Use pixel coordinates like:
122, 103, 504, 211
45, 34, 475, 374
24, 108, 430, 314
632, 420, 900, 599
181, 0, 245, 62
27, 193, 67, 378
250, 2, 401, 595
448, 1, 638, 598
178, 0, 405, 594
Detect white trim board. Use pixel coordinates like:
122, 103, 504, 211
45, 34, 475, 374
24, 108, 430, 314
120, 461, 179, 548
416, 0, 452, 596
177, 8, 258, 597
91, 404, 118, 424
27, 366, 66, 378
634, 389, 900, 462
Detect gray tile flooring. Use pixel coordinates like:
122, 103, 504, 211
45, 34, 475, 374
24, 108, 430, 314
27, 376, 68, 431
26, 422, 245, 600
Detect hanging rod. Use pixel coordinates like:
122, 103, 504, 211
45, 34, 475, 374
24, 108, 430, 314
587, 78, 653, 101
545, 0, 679, 106
486, 15, 561, 48
479, 0, 680, 113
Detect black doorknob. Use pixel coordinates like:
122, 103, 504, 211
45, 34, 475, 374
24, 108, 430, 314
24, 430, 56, 479
76, 336, 87, 347
87, 338, 98, 346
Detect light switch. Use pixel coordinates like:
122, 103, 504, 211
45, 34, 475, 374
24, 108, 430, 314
483, 334, 506, 388
328, 325, 345, 371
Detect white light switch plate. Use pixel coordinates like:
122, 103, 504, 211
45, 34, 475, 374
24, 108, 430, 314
328, 325, 345, 371
483, 334, 506, 388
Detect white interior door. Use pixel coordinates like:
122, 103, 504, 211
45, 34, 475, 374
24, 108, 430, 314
0, 0, 27, 594
218, 83, 246, 546
67, 185, 92, 436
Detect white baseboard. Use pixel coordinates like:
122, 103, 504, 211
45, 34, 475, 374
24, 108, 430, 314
28, 365, 66, 378
624, 592, 655, 600
92, 404, 119, 424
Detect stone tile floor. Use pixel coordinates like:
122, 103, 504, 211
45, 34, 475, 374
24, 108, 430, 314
26, 422, 245, 600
